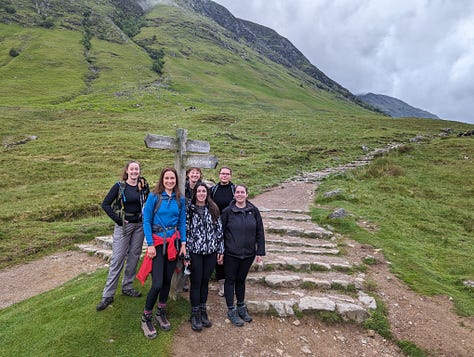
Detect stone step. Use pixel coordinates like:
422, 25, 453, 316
260, 210, 312, 222
246, 271, 365, 291
76, 243, 113, 262
266, 246, 340, 255
252, 253, 354, 273
95, 235, 113, 250
76, 235, 147, 262
242, 284, 376, 322
265, 234, 338, 249
264, 221, 333, 239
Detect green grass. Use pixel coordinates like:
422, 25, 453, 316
314, 138, 474, 315
0, 1, 473, 353
0, 268, 189, 356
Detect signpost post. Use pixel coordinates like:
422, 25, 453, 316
144, 128, 218, 299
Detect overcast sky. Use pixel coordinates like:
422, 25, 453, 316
213, 0, 474, 124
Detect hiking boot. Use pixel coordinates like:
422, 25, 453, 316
237, 304, 253, 323
200, 305, 212, 328
96, 297, 114, 311
190, 309, 202, 331
217, 279, 225, 297
122, 288, 142, 297
227, 307, 244, 327
155, 307, 171, 331
141, 313, 157, 339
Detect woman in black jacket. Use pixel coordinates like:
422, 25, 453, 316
220, 184, 265, 327
97, 160, 149, 311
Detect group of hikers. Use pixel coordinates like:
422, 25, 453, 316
97, 161, 266, 339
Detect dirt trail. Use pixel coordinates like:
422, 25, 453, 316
1, 177, 473, 356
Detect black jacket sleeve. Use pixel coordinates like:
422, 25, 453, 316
254, 207, 266, 256
101, 183, 122, 226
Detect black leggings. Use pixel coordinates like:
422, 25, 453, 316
224, 255, 254, 308
145, 245, 178, 311
189, 251, 217, 308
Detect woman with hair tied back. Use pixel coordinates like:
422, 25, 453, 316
138, 167, 186, 339
186, 182, 224, 331
220, 184, 265, 327
97, 160, 149, 311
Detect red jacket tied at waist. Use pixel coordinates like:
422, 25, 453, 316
136, 231, 180, 285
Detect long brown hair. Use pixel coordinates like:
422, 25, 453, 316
152, 167, 182, 199
191, 182, 220, 222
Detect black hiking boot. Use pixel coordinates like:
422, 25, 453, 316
96, 297, 114, 311
237, 303, 253, 323
200, 305, 212, 328
190, 308, 202, 331
122, 288, 142, 297
227, 307, 244, 327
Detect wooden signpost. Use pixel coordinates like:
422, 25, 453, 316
144, 128, 218, 194
144, 128, 218, 300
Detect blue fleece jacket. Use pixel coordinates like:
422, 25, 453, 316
142, 191, 186, 247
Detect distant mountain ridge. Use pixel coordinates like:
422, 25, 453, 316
357, 93, 439, 119
176, 0, 376, 110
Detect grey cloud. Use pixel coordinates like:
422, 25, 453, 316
214, 0, 474, 123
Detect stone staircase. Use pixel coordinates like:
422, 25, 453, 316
243, 208, 375, 323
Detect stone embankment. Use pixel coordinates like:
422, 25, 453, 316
78, 144, 400, 323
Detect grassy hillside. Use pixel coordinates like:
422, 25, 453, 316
1, 0, 473, 311
314, 137, 474, 315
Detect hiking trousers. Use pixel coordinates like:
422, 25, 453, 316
223, 255, 254, 308
144, 245, 178, 311
189, 251, 217, 307
102, 222, 144, 298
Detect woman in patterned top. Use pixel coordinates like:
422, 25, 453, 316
186, 182, 224, 331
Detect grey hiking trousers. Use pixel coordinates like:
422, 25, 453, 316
102, 222, 144, 298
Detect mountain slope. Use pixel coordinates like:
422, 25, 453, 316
0, 0, 378, 113
177, 0, 376, 110
357, 93, 440, 119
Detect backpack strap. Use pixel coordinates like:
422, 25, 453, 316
153, 194, 163, 217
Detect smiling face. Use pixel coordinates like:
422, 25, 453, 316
188, 168, 201, 184
126, 162, 140, 182
163, 170, 176, 193
234, 185, 248, 206
195, 185, 208, 205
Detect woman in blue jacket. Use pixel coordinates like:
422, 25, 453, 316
140, 167, 186, 339
221, 184, 265, 327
